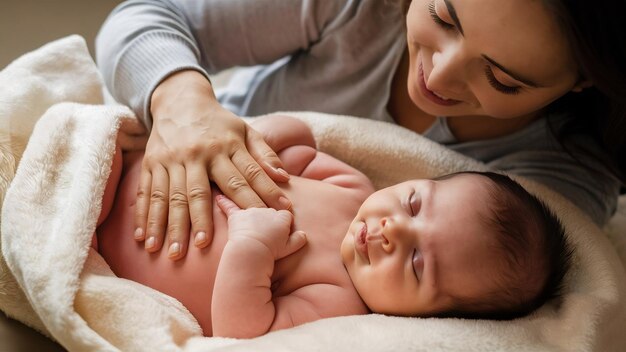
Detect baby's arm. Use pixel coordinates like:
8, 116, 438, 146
250, 114, 317, 152
211, 196, 307, 338
211, 117, 372, 337
251, 115, 374, 193
212, 196, 367, 337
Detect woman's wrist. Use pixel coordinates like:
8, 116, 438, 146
150, 70, 220, 119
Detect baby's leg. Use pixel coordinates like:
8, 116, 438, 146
92, 143, 123, 250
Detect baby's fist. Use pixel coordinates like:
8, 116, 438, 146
216, 195, 306, 259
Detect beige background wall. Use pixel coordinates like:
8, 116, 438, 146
0, 0, 123, 69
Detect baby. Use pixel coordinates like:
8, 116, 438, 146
95, 115, 570, 338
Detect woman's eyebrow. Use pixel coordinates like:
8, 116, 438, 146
482, 55, 541, 88
443, 0, 464, 35
444, 0, 543, 88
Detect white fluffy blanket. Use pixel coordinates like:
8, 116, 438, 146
1, 36, 625, 351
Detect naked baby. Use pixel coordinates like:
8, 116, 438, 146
95, 115, 570, 338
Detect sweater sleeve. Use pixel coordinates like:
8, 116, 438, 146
95, 0, 346, 128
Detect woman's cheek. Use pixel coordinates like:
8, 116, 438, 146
405, 1, 438, 48
479, 95, 536, 119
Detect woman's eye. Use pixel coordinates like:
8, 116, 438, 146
412, 249, 424, 282
484, 65, 521, 95
428, 1, 455, 30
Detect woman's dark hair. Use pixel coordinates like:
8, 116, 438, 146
542, 0, 626, 185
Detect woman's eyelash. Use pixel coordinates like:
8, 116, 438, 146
427, 1, 520, 96
428, 1, 454, 30
484, 65, 522, 95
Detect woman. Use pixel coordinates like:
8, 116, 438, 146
96, 0, 626, 260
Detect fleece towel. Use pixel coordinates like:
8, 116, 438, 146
1, 35, 626, 352
0, 34, 105, 337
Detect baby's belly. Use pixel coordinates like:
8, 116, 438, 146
96, 153, 365, 336
96, 155, 228, 335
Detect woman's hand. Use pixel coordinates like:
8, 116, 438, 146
136, 70, 292, 260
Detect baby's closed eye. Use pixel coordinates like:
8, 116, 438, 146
407, 190, 422, 217
412, 249, 424, 281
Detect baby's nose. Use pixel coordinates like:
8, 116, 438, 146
378, 218, 395, 253
382, 216, 413, 244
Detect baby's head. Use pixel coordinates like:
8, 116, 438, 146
341, 171, 571, 320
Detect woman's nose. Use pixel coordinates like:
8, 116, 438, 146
429, 45, 466, 95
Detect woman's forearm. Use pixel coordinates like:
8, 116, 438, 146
96, 0, 330, 127
95, 0, 210, 128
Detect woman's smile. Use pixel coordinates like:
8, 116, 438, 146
418, 62, 461, 106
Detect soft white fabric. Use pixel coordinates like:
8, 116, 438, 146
1, 35, 625, 352
0, 35, 105, 338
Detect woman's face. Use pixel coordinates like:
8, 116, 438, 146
405, 0, 583, 119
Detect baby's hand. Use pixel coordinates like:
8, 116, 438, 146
216, 195, 307, 259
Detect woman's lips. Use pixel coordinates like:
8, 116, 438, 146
418, 63, 461, 107
356, 223, 369, 261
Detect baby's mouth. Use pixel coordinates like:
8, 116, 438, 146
356, 223, 369, 261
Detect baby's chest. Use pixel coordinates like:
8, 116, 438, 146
271, 238, 350, 296
271, 243, 368, 318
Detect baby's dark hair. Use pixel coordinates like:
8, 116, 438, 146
437, 171, 572, 320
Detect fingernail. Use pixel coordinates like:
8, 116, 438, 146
278, 196, 292, 210
168, 242, 181, 258
145, 236, 156, 250
276, 167, 290, 179
134, 228, 144, 240
194, 231, 207, 246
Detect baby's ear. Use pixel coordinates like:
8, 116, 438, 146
571, 79, 593, 93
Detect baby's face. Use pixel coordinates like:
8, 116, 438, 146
341, 174, 504, 316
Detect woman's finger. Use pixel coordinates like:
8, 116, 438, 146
246, 128, 289, 182
145, 165, 170, 252
231, 149, 292, 211
117, 132, 149, 151
210, 155, 266, 210
120, 117, 148, 135
186, 162, 213, 248
165, 164, 190, 260
118, 118, 148, 151
134, 167, 152, 242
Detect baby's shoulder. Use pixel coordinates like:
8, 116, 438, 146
283, 145, 374, 195
281, 279, 369, 319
